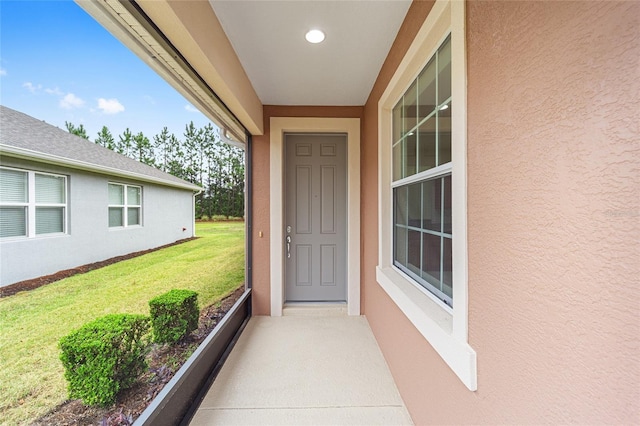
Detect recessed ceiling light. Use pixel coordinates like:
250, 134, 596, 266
440, 104, 449, 110
305, 29, 325, 44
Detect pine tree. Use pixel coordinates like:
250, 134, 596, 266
153, 127, 171, 172
133, 132, 155, 166
65, 121, 89, 140
95, 126, 115, 150
118, 128, 133, 156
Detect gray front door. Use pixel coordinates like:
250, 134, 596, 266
284, 133, 347, 302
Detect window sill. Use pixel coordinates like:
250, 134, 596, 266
1, 233, 68, 242
376, 265, 477, 390
108, 225, 142, 230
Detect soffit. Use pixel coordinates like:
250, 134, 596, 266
209, 0, 412, 106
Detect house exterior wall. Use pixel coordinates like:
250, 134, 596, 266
362, 1, 639, 424
0, 157, 195, 287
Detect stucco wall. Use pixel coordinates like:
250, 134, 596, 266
363, 0, 639, 424
0, 158, 195, 287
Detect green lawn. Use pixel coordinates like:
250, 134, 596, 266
0, 221, 245, 426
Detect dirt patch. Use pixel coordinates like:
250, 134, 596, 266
32, 286, 245, 426
0, 237, 197, 298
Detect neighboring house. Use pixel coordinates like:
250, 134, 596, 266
74, 1, 640, 424
0, 105, 201, 287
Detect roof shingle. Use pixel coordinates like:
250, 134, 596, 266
0, 105, 200, 191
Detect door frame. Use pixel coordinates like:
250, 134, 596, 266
270, 117, 361, 316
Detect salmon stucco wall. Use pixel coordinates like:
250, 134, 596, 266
363, 1, 639, 424
251, 105, 364, 315
251, 114, 271, 315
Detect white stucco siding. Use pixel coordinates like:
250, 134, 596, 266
0, 158, 195, 287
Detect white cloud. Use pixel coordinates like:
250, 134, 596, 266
45, 87, 63, 96
0, 68, 6, 77
143, 95, 156, 105
185, 104, 199, 113
97, 98, 124, 115
23, 82, 42, 93
60, 93, 85, 109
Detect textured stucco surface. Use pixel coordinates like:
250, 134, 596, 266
250, 114, 271, 315
362, 1, 639, 424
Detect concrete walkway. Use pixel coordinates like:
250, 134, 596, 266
189, 310, 413, 425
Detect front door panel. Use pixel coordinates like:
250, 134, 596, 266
285, 133, 347, 302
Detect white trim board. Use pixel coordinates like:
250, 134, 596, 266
270, 117, 361, 316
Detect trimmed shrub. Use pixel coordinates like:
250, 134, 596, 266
149, 289, 199, 344
59, 314, 150, 406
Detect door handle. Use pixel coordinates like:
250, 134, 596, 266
286, 235, 291, 259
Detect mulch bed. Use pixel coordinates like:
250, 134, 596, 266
31, 286, 245, 426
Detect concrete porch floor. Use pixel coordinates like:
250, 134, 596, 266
189, 309, 413, 425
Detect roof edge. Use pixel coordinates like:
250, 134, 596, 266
0, 144, 202, 192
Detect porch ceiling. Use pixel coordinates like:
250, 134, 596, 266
78, 0, 411, 136
209, 0, 412, 106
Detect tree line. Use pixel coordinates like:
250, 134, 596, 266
65, 121, 244, 219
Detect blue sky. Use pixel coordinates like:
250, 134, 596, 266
0, 0, 215, 140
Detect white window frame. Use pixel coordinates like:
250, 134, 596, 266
108, 182, 142, 228
0, 166, 68, 239
376, 0, 477, 390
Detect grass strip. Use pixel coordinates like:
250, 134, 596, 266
0, 221, 245, 425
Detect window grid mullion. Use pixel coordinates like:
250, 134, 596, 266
416, 72, 420, 173
435, 49, 439, 167
420, 181, 424, 282
404, 186, 409, 265
402, 95, 407, 179
440, 178, 445, 292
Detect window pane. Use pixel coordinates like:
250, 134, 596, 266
395, 186, 407, 227
418, 116, 436, 172
109, 207, 123, 227
0, 169, 27, 203
407, 229, 421, 276
418, 57, 437, 122
437, 36, 452, 105
422, 233, 441, 286
403, 80, 418, 133
407, 182, 421, 227
36, 207, 64, 234
127, 186, 140, 205
403, 133, 417, 178
0, 207, 26, 238
127, 207, 140, 226
392, 99, 403, 143
438, 100, 452, 165
443, 237, 453, 297
108, 184, 124, 205
422, 178, 442, 232
394, 226, 407, 267
392, 142, 402, 181
443, 175, 452, 234
36, 174, 65, 204
390, 35, 453, 306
